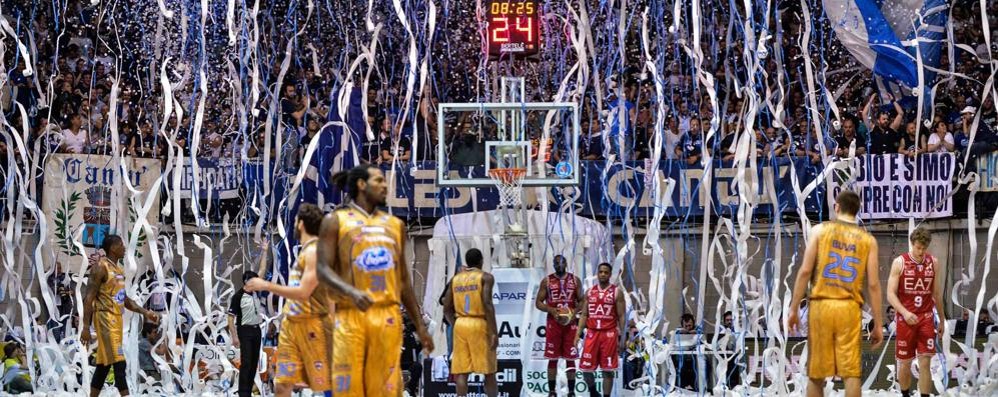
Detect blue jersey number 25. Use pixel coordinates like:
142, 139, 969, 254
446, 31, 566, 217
821, 252, 859, 283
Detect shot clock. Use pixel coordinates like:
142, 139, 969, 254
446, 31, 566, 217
486, 0, 540, 58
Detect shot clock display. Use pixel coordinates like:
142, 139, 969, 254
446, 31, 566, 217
486, 0, 539, 57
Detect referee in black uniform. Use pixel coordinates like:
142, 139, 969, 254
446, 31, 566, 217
228, 241, 269, 397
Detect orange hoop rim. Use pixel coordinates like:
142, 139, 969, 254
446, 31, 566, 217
488, 168, 527, 184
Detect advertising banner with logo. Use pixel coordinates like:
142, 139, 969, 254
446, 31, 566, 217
42, 154, 161, 269
165, 158, 241, 199
826, 153, 955, 219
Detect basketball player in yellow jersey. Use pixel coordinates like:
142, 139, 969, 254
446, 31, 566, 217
80, 235, 159, 397
443, 248, 499, 397
245, 203, 372, 396
788, 190, 884, 397
317, 164, 434, 396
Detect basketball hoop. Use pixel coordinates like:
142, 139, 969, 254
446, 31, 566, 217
488, 168, 526, 209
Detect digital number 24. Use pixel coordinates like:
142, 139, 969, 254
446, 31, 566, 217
821, 252, 858, 283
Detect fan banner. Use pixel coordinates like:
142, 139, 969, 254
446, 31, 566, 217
42, 154, 161, 269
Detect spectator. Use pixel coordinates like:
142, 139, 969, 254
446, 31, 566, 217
717, 310, 741, 388
677, 313, 697, 334
582, 117, 605, 161
201, 129, 224, 158
381, 118, 412, 164
978, 311, 995, 335
760, 126, 789, 157
898, 122, 927, 158
663, 116, 683, 160
622, 322, 647, 390
2, 342, 32, 394
792, 121, 834, 163
60, 113, 89, 154
606, 84, 637, 161
861, 94, 904, 155
710, 122, 738, 161
280, 84, 306, 128
677, 118, 704, 165
137, 323, 166, 381
954, 309, 971, 336
835, 117, 867, 157
129, 123, 161, 158
299, 119, 322, 159
47, 262, 76, 341
961, 106, 998, 157
926, 121, 955, 153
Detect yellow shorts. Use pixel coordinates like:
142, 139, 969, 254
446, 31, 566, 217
807, 299, 862, 379
451, 317, 497, 375
274, 315, 334, 391
94, 311, 124, 365
332, 305, 403, 397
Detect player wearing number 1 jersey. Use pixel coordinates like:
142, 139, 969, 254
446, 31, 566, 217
887, 227, 945, 397
789, 191, 884, 397
575, 263, 625, 397
443, 248, 498, 397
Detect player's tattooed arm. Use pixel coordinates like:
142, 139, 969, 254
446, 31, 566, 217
316, 213, 373, 310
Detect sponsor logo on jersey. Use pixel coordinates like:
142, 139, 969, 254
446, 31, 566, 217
354, 246, 394, 272
114, 290, 126, 304
361, 226, 386, 234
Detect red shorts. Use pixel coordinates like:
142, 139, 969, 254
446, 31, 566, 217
544, 319, 579, 359
895, 312, 937, 360
579, 328, 619, 371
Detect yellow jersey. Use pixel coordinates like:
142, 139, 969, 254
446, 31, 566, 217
94, 257, 126, 314
809, 220, 876, 304
334, 204, 405, 308
283, 239, 330, 317
452, 269, 485, 318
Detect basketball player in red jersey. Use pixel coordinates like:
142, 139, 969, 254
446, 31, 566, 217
887, 227, 945, 397
535, 255, 583, 396
575, 262, 625, 397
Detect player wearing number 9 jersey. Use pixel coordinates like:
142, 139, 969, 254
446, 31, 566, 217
443, 249, 499, 397
887, 227, 945, 397
788, 190, 884, 397
316, 165, 434, 396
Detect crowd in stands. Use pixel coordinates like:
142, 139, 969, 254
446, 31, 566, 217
1, 0, 996, 185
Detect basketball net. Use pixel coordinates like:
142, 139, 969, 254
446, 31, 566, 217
488, 168, 526, 209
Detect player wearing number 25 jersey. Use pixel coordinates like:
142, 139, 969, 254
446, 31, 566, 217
887, 227, 945, 397
789, 191, 884, 397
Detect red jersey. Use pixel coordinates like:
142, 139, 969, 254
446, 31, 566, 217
585, 284, 618, 330
545, 273, 579, 319
898, 253, 937, 315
